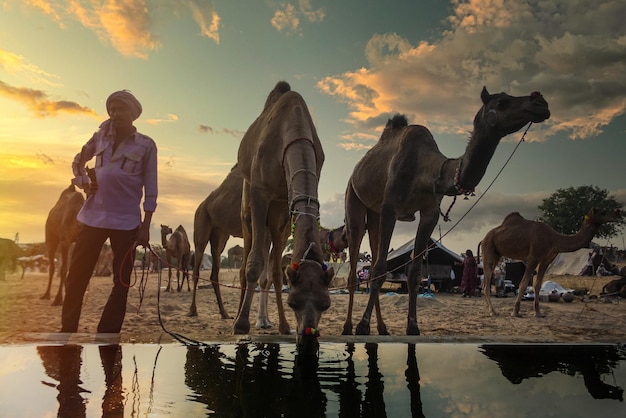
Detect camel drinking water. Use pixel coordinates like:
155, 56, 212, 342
343, 87, 550, 336
234, 81, 334, 356
479, 207, 622, 317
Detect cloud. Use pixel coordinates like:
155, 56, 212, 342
271, 0, 325, 34
0, 80, 97, 118
189, 0, 221, 43
145, 113, 179, 125
20, 0, 222, 58
0, 49, 61, 87
198, 125, 245, 138
317, 0, 626, 146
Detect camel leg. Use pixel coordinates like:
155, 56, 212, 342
511, 260, 538, 317
482, 264, 498, 316
268, 211, 291, 335
165, 258, 173, 292
356, 206, 393, 336
405, 212, 438, 335
365, 210, 389, 336
256, 267, 272, 329
188, 225, 211, 317
233, 182, 268, 335
52, 243, 70, 306
210, 235, 231, 319
42, 239, 58, 300
343, 184, 367, 335
532, 262, 550, 317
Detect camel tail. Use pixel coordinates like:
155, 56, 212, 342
477, 241, 482, 264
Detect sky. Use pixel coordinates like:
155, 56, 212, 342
1, 0, 625, 258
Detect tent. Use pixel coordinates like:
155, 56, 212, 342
386, 238, 463, 292
545, 248, 591, 275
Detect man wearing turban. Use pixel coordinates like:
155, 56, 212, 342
61, 90, 158, 334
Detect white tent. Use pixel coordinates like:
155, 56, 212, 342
545, 248, 591, 275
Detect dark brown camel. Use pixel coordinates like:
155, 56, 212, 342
42, 184, 85, 305
343, 87, 550, 335
160, 224, 191, 292
227, 245, 244, 268
479, 207, 622, 317
235, 81, 334, 357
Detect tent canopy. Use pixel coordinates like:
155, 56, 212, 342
386, 238, 463, 267
545, 248, 590, 275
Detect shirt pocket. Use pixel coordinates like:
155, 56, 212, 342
95, 147, 106, 168
121, 151, 143, 174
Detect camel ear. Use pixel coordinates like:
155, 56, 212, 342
481, 86, 491, 104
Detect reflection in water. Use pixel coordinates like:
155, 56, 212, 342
184, 342, 425, 417
481, 344, 625, 401
38, 344, 125, 417
38, 345, 87, 418
15, 342, 623, 417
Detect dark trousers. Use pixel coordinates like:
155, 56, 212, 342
61, 225, 137, 333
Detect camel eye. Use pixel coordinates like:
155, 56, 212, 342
496, 99, 510, 110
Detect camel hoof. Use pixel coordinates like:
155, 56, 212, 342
378, 325, 390, 336
40, 294, 50, 300
511, 312, 522, 318
406, 326, 420, 336
187, 308, 198, 317
255, 319, 272, 329
341, 324, 353, 335
534, 313, 546, 318
355, 322, 371, 335
233, 317, 250, 335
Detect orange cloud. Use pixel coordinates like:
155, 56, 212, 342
0, 81, 97, 118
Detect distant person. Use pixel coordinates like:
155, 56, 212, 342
61, 90, 157, 334
597, 264, 611, 276
461, 249, 478, 297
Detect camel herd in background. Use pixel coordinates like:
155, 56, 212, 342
2, 81, 625, 351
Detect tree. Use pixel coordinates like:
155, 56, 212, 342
537, 185, 624, 239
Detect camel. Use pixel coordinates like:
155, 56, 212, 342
343, 87, 550, 336
0, 237, 22, 280
479, 207, 622, 317
227, 245, 244, 268
319, 225, 348, 263
42, 184, 85, 305
234, 81, 334, 356
160, 224, 191, 292
189, 165, 245, 319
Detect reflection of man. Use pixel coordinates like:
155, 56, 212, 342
38, 345, 86, 418
99, 345, 124, 417
37, 344, 125, 417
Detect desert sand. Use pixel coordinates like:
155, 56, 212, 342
1, 267, 625, 345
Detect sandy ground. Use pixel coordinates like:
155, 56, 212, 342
1, 268, 625, 345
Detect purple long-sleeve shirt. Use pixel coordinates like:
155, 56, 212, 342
72, 122, 158, 230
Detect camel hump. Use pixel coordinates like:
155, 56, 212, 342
263, 81, 292, 111
387, 114, 408, 129
502, 212, 525, 223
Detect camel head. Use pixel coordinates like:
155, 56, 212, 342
475, 87, 550, 137
285, 259, 334, 356
583, 207, 622, 228
160, 224, 172, 236
457, 88, 551, 193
